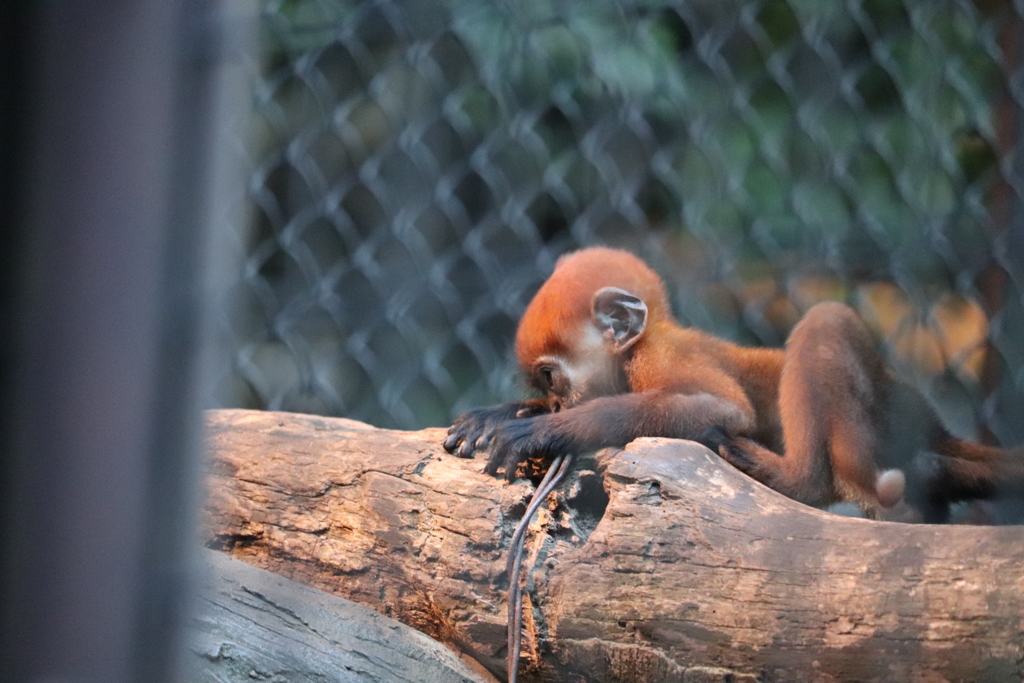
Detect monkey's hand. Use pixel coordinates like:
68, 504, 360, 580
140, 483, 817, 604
483, 413, 578, 481
443, 399, 550, 459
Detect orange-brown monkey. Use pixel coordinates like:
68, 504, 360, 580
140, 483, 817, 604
443, 247, 1024, 522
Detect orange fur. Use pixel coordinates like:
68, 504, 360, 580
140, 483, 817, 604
516, 248, 671, 369
448, 248, 1024, 521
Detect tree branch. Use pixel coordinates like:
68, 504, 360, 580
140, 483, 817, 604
202, 409, 1024, 682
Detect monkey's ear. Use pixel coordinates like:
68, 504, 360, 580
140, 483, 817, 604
592, 287, 648, 352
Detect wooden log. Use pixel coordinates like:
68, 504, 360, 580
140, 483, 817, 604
202, 409, 1024, 683
185, 547, 497, 683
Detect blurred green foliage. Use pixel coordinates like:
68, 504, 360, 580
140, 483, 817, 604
239, 0, 1019, 440
259, 0, 1005, 289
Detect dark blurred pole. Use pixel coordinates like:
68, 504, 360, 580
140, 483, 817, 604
0, 2, 253, 682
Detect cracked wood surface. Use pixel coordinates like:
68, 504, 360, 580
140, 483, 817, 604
186, 548, 497, 683
202, 409, 1024, 683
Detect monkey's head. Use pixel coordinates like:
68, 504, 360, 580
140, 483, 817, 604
515, 248, 671, 411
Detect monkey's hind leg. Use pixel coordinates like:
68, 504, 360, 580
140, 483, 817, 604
781, 302, 904, 514
702, 303, 905, 514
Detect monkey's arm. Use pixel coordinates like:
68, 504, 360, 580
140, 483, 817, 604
484, 390, 755, 480
443, 399, 551, 459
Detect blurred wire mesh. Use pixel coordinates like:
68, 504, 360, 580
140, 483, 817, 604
215, 0, 1024, 449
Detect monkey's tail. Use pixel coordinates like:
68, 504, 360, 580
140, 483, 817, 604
928, 433, 1024, 502
935, 433, 1012, 461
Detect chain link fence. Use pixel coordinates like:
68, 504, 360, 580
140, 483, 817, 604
215, 0, 1024, 452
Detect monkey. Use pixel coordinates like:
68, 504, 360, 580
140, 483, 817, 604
443, 247, 1024, 522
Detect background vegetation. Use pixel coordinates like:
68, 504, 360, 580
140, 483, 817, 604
218, 0, 1024, 449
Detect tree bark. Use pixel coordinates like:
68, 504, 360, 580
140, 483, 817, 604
202, 409, 1024, 683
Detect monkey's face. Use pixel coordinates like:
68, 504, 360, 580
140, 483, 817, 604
527, 323, 629, 411
515, 264, 653, 410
